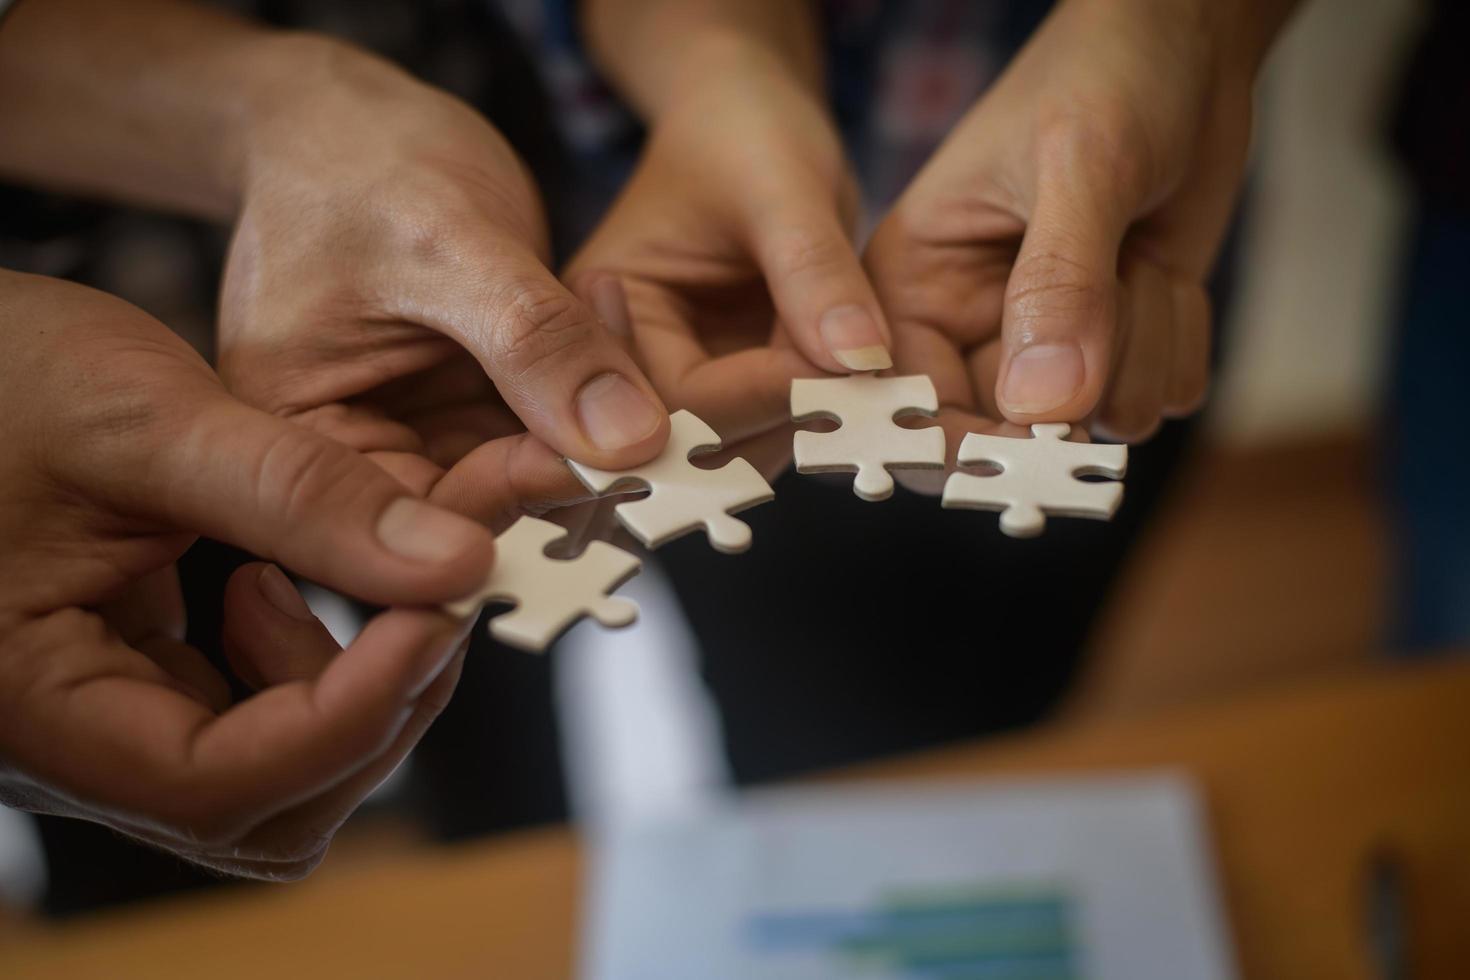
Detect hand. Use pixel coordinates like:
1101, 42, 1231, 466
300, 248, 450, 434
0, 272, 503, 878
218, 37, 669, 521
564, 36, 892, 470
866, 0, 1264, 448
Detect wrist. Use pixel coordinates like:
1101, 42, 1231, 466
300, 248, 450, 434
232, 34, 444, 201
1075, 0, 1292, 82
232, 34, 386, 188
608, 24, 823, 122
652, 31, 827, 126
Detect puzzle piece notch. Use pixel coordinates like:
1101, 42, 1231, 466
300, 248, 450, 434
447, 516, 640, 653
791, 374, 946, 501
941, 423, 1127, 537
567, 410, 774, 554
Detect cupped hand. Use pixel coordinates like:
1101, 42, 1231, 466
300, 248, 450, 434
0, 272, 508, 877
866, 0, 1258, 449
564, 38, 894, 471
218, 37, 669, 518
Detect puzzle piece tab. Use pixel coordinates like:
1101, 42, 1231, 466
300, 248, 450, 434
941, 423, 1127, 537
791, 374, 946, 501
447, 516, 640, 653
568, 410, 774, 554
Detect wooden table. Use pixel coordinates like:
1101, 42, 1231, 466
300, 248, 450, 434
4, 659, 1469, 979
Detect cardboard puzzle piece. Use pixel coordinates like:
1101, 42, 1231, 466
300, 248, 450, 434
791, 374, 946, 501
941, 423, 1128, 537
447, 516, 640, 653
567, 410, 774, 554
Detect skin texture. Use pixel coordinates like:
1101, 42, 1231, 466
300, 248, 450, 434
217, 38, 671, 498
580, 0, 1299, 465
864, 0, 1270, 452
0, 1, 670, 509
0, 272, 558, 877
568, 11, 894, 476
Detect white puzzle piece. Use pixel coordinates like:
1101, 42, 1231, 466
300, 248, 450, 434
567, 410, 774, 554
941, 423, 1128, 537
447, 516, 640, 653
790, 374, 946, 501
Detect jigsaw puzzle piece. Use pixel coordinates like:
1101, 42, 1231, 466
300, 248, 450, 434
612, 493, 758, 553
447, 516, 640, 653
567, 410, 774, 554
941, 423, 1127, 537
791, 374, 945, 501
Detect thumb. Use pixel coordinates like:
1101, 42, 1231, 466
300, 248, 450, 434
750, 198, 893, 374
426, 246, 670, 470
138, 390, 496, 608
997, 165, 1133, 423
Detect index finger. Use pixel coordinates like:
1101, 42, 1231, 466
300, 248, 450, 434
619, 276, 821, 444
5, 606, 467, 843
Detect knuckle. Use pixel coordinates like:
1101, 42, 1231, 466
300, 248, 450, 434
1006, 250, 1111, 325
20, 607, 107, 651
69, 389, 162, 448
0, 611, 113, 707
392, 191, 475, 270
253, 428, 370, 528
45, 370, 182, 489
487, 279, 594, 378
767, 226, 848, 281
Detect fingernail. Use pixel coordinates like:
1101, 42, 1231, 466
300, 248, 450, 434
1000, 343, 1085, 415
576, 373, 663, 451
256, 564, 315, 622
819, 305, 892, 372
376, 498, 484, 563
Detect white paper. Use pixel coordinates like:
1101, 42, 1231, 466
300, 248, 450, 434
582, 772, 1234, 980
